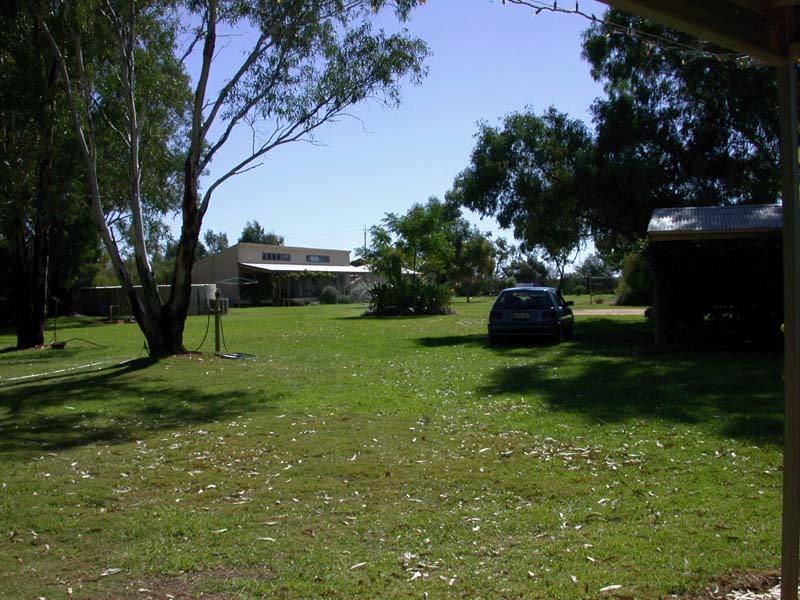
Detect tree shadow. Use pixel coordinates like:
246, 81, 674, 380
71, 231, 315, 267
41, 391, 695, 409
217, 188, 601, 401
417, 317, 650, 355
0, 358, 283, 456
419, 319, 783, 444
0, 358, 157, 400
480, 355, 781, 441
417, 334, 490, 348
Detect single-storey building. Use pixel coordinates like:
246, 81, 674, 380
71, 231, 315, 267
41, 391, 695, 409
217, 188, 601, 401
78, 284, 217, 317
647, 204, 783, 348
192, 243, 376, 305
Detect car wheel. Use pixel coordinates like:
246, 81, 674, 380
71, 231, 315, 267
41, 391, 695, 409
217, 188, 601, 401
488, 334, 500, 345
553, 326, 564, 344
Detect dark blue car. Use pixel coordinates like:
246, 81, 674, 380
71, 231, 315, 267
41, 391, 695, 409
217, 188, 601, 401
488, 287, 574, 343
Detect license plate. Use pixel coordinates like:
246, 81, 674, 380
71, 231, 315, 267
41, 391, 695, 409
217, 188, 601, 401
512, 312, 531, 320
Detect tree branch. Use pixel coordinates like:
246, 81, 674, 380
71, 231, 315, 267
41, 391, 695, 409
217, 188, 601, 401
199, 45, 290, 171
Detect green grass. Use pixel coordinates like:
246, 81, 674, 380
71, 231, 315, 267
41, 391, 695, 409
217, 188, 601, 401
0, 299, 783, 599
565, 293, 637, 309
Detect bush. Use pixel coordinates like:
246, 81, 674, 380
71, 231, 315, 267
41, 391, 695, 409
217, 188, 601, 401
367, 279, 452, 316
337, 294, 352, 304
616, 242, 653, 305
320, 285, 339, 304
572, 284, 586, 296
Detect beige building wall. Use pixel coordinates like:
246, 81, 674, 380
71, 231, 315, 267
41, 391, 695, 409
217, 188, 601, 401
236, 243, 351, 266
192, 245, 242, 301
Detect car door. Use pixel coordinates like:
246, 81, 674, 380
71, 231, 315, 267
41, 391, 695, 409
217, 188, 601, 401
555, 290, 574, 326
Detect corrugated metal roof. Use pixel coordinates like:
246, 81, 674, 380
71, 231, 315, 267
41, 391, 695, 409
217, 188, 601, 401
648, 204, 782, 238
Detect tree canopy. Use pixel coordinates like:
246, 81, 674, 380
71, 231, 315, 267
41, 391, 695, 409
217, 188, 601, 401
239, 221, 284, 246
450, 7, 780, 276
582, 9, 779, 258
450, 107, 591, 287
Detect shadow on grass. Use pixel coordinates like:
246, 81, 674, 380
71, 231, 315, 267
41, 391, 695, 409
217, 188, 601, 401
420, 319, 783, 444
418, 317, 649, 354
0, 357, 157, 399
417, 333, 490, 348
0, 358, 283, 456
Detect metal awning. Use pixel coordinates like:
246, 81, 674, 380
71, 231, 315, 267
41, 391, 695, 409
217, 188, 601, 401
239, 262, 372, 275
648, 205, 783, 240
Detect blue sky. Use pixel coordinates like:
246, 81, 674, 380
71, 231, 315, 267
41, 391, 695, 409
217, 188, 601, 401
192, 0, 608, 257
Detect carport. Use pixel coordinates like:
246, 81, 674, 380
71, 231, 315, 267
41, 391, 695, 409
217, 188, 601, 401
595, 2, 800, 597
647, 205, 783, 348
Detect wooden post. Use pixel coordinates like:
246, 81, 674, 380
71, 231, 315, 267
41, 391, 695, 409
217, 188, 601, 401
779, 55, 800, 600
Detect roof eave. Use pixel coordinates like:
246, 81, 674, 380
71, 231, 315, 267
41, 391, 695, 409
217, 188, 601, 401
602, 0, 791, 65
649, 229, 783, 241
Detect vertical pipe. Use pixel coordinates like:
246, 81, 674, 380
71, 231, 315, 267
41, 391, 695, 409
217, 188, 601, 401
779, 58, 800, 600
214, 289, 221, 354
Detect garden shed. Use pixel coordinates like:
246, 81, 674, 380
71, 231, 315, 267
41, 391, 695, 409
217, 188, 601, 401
647, 204, 783, 347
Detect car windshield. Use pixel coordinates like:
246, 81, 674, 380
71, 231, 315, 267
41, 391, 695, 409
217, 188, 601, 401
496, 290, 551, 309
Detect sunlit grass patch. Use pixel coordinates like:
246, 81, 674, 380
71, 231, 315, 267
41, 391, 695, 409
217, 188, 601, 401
0, 299, 783, 599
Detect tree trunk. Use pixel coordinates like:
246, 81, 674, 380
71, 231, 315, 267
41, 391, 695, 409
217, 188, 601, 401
134, 160, 204, 357
11, 65, 57, 351
12, 259, 47, 349
11, 201, 48, 349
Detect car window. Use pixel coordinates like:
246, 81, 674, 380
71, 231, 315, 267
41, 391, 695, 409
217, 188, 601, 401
556, 291, 569, 307
497, 290, 551, 309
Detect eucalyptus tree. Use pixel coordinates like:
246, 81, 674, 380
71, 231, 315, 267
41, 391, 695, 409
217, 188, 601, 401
0, 2, 106, 348
1, 5, 60, 348
451, 107, 592, 289
38, 0, 428, 356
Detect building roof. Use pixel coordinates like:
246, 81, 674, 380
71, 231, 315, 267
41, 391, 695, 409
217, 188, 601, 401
239, 262, 371, 275
236, 242, 348, 254
647, 204, 783, 241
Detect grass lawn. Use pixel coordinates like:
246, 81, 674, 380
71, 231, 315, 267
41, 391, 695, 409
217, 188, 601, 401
565, 293, 624, 310
0, 299, 783, 599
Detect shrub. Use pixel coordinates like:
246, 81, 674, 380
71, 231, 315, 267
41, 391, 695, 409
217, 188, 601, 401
320, 285, 339, 304
337, 294, 352, 304
367, 279, 452, 316
616, 242, 653, 305
572, 284, 586, 296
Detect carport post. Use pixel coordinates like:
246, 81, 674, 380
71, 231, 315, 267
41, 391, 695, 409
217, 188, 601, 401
778, 53, 800, 600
